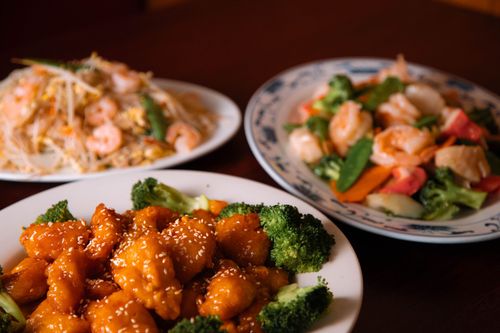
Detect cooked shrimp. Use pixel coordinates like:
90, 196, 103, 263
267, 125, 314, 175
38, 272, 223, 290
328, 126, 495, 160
289, 127, 324, 163
371, 125, 434, 167
329, 101, 373, 157
435, 145, 490, 183
85, 96, 118, 126
0, 75, 40, 127
85, 123, 123, 156
166, 121, 202, 152
376, 54, 411, 83
376, 93, 421, 127
107, 63, 142, 94
405, 83, 446, 116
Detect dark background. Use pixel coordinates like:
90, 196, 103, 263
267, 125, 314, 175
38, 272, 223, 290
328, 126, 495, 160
1, 0, 499, 332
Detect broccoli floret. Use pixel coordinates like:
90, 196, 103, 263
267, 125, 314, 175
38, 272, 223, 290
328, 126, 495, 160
259, 205, 334, 273
168, 315, 225, 333
34, 200, 75, 224
131, 177, 209, 213
312, 75, 354, 113
420, 168, 487, 220
313, 154, 344, 181
218, 202, 264, 219
257, 278, 333, 333
0, 266, 26, 332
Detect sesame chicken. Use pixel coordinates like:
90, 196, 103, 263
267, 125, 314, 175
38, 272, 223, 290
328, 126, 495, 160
244, 266, 290, 295
46, 247, 88, 314
111, 232, 182, 320
1, 257, 48, 304
162, 216, 216, 283
85, 278, 120, 300
20, 220, 90, 261
198, 260, 257, 320
131, 205, 179, 233
180, 278, 208, 318
85, 203, 128, 262
85, 290, 159, 333
26, 300, 89, 333
215, 213, 270, 266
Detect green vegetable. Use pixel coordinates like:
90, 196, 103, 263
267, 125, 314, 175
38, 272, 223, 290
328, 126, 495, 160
141, 94, 168, 141
414, 115, 438, 129
336, 138, 373, 192
131, 177, 209, 213
0, 266, 26, 332
468, 107, 498, 134
13, 57, 90, 72
420, 168, 487, 220
34, 200, 75, 224
168, 315, 225, 333
486, 151, 500, 175
283, 123, 302, 133
364, 76, 404, 111
305, 116, 329, 140
313, 154, 344, 181
218, 202, 264, 219
259, 205, 334, 273
257, 278, 333, 333
312, 75, 354, 113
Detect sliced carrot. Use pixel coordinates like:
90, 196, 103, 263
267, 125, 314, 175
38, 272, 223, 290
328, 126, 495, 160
330, 166, 392, 203
209, 200, 228, 216
419, 136, 457, 163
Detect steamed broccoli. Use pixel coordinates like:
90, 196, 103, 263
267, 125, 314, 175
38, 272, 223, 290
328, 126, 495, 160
313, 154, 344, 181
420, 168, 487, 220
218, 202, 264, 219
168, 315, 225, 333
0, 266, 26, 332
257, 278, 333, 333
34, 200, 75, 224
259, 205, 334, 273
312, 75, 354, 113
131, 177, 209, 213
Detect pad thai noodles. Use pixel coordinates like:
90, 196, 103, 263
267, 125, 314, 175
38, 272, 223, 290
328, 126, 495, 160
0, 54, 217, 174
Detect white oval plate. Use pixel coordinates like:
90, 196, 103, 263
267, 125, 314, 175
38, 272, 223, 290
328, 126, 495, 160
0, 170, 362, 333
0, 79, 241, 182
245, 58, 500, 244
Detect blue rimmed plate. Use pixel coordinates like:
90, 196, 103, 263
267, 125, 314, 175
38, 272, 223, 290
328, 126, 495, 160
245, 58, 500, 243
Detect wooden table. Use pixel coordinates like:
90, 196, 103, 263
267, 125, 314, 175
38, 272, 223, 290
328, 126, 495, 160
1, 0, 499, 332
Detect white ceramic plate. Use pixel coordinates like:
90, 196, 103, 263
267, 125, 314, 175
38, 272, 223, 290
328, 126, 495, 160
245, 57, 500, 244
0, 79, 241, 182
0, 170, 363, 333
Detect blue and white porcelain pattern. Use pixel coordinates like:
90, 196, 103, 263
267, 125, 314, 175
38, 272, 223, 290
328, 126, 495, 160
245, 58, 500, 243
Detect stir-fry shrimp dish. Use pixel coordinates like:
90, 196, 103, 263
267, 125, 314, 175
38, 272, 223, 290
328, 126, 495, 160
285, 55, 500, 221
0, 178, 335, 333
0, 55, 216, 175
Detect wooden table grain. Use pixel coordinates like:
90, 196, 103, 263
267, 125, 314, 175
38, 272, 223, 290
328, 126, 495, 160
1, 0, 499, 332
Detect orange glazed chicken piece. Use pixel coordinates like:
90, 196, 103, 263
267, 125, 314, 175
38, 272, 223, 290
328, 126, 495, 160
162, 216, 216, 283
1, 257, 48, 304
111, 232, 182, 320
198, 260, 257, 320
180, 278, 208, 318
20, 220, 90, 261
85, 290, 158, 333
86, 203, 127, 262
244, 266, 290, 294
215, 213, 270, 266
85, 278, 120, 300
26, 300, 89, 333
46, 247, 88, 314
132, 205, 179, 233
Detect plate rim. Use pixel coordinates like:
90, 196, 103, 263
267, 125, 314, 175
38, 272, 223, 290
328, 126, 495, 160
244, 57, 500, 244
0, 169, 364, 333
0, 78, 242, 182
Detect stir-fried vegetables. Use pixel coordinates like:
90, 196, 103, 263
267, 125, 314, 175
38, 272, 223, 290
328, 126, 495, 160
286, 55, 498, 220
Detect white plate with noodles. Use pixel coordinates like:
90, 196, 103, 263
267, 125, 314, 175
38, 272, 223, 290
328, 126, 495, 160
0, 170, 363, 333
0, 55, 241, 182
245, 56, 500, 243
